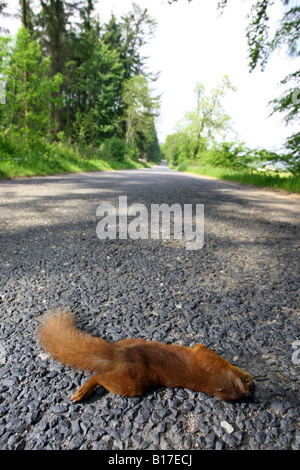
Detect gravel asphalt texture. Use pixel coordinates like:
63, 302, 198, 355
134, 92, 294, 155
0, 161, 299, 450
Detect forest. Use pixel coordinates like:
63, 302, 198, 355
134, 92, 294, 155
0, 0, 299, 191
0, 0, 162, 177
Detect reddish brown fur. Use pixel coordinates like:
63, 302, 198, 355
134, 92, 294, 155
38, 309, 253, 402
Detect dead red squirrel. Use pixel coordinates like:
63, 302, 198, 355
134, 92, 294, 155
38, 309, 253, 402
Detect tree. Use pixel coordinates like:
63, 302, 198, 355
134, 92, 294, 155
101, 7, 158, 139
146, 127, 161, 163
38, 0, 80, 136
282, 131, 300, 174
122, 75, 160, 159
73, 41, 125, 144
179, 76, 236, 159
243, 1, 300, 172
19, 0, 35, 31
162, 131, 195, 167
121, 3, 157, 79
0, 26, 62, 135
102, 13, 123, 51
101, 14, 127, 135
235, 0, 299, 72
0, 1, 161, 158
78, 0, 95, 32
52, 5, 159, 145
162, 76, 239, 167
169, 1, 300, 173
18, 0, 36, 132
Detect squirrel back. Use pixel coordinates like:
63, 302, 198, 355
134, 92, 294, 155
38, 309, 253, 402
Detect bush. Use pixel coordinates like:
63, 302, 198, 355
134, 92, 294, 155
202, 142, 250, 170
101, 136, 126, 161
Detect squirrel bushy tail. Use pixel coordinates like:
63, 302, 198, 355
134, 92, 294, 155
38, 309, 113, 373
38, 308, 253, 403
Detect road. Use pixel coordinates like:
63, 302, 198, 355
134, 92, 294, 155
0, 162, 299, 450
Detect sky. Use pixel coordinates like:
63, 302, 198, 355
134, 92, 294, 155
3, 0, 299, 151
94, 0, 298, 151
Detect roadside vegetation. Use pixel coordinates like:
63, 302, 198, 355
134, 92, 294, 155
161, 78, 299, 193
0, 134, 150, 179
0, 1, 298, 189
163, 1, 299, 193
0, 2, 161, 179
161, 73, 299, 193
175, 162, 300, 194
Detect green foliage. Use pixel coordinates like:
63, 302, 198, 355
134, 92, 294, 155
261, 131, 300, 175
120, 3, 158, 79
100, 136, 127, 162
269, 70, 300, 126
0, 131, 150, 178
271, 6, 300, 58
72, 41, 125, 145
175, 163, 300, 193
0, 26, 62, 136
162, 126, 300, 177
246, 0, 271, 72
168, 1, 300, 173
202, 142, 252, 170
162, 134, 247, 170
175, 76, 236, 160
162, 77, 237, 168
162, 67, 300, 176
0, 1, 161, 177
162, 131, 196, 167
283, 132, 300, 174
122, 74, 161, 160
222, 0, 300, 170
146, 131, 161, 163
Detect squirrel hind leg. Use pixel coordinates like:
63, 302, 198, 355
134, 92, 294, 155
70, 368, 153, 401
71, 374, 102, 403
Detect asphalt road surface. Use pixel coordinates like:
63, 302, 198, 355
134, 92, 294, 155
0, 161, 299, 450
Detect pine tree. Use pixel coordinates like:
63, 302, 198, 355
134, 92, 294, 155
19, 0, 35, 31
120, 3, 157, 79
73, 38, 124, 144
122, 75, 160, 159
0, 26, 62, 135
38, 0, 77, 136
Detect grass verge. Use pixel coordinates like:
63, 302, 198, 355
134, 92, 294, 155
0, 137, 150, 179
176, 162, 300, 194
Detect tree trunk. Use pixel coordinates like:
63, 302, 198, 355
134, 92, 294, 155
20, 0, 29, 130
